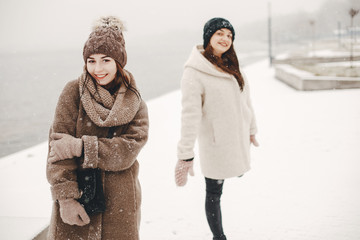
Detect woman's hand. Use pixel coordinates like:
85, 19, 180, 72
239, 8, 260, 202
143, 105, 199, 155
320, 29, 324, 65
58, 199, 90, 226
48, 133, 83, 163
250, 135, 259, 147
175, 159, 194, 186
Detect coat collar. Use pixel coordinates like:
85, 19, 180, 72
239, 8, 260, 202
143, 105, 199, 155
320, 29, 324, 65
184, 45, 232, 79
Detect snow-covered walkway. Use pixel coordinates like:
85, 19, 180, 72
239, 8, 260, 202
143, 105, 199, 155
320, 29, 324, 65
1, 60, 359, 239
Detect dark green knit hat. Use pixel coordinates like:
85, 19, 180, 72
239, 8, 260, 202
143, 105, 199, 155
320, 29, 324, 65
203, 17, 235, 49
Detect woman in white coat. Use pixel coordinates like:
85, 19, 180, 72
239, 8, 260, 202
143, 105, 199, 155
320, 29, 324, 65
175, 18, 259, 240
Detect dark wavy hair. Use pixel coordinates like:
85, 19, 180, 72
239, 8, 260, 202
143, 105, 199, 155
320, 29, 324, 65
203, 44, 244, 91
115, 61, 141, 99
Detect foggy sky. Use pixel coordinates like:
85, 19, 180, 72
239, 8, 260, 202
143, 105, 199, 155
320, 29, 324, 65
0, 0, 344, 51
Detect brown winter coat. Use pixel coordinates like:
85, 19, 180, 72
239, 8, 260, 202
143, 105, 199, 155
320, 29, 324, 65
46, 71, 149, 240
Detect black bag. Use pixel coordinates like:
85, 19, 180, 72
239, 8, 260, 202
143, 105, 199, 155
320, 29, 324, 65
77, 168, 106, 215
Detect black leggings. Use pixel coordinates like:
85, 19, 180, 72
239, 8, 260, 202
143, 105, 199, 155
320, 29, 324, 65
205, 177, 227, 240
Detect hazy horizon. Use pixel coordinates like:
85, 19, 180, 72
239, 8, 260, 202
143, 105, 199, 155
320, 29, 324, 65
0, 0, 335, 52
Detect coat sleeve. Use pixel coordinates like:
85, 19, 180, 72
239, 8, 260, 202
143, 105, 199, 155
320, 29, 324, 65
243, 72, 258, 135
177, 68, 203, 160
81, 100, 149, 172
46, 80, 82, 201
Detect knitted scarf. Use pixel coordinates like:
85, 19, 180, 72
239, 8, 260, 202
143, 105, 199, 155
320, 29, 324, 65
79, 72, 141, 127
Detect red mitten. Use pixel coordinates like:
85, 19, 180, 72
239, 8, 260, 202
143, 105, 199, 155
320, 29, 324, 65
48, 133, 83, 163
58, 199, 90, 226
175, 160, 194, 186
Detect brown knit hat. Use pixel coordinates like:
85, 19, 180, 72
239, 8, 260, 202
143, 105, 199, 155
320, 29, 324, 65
83, 16, 127, 68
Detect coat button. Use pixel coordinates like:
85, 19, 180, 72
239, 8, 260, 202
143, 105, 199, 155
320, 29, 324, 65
84, 198, 90, 203
85, 176, 90, 181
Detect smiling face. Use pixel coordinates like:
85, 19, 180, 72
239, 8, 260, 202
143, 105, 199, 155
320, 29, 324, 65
209, 28, 233, 57
86, 54, 117, 86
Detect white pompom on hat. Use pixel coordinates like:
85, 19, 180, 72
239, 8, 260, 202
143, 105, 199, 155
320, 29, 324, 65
83, 16, 127, 68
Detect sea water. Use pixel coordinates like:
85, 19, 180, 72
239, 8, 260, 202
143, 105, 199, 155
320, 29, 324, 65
0, 39, 268, 157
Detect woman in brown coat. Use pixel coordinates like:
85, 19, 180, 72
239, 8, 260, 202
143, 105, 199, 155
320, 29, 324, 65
46, 16, 149, 240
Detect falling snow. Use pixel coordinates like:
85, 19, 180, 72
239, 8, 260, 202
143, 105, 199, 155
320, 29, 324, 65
0, 60, 359, 239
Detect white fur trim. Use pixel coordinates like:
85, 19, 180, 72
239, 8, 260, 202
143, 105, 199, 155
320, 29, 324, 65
92, 16, 126, 32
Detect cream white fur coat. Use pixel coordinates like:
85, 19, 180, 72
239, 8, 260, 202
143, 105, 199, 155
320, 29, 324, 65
177, 45, 257, 179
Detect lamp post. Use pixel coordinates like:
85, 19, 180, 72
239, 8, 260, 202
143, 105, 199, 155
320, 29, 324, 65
268, 1, 273, 66
338, 21, 342, 48
309, 20, 316, 57
349, 8, 359, 68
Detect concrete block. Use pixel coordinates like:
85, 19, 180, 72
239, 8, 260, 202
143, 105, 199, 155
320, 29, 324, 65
275, 64, 360, 91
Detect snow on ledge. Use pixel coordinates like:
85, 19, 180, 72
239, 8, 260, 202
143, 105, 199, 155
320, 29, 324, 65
275, 64, 360, 90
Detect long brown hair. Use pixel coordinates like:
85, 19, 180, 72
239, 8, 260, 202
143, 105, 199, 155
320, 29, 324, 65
203, 44, 244, 91
115, 61, 141, 99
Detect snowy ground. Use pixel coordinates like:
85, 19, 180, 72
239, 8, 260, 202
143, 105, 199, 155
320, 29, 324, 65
0, 60, 359, 240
